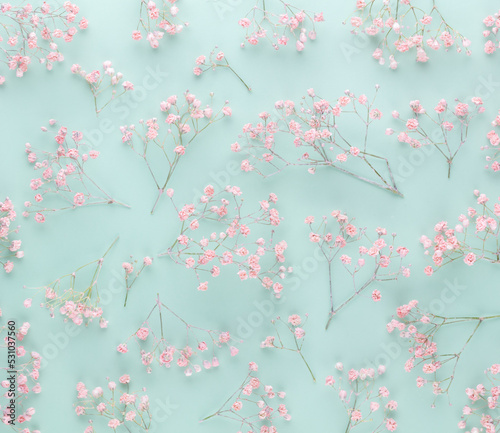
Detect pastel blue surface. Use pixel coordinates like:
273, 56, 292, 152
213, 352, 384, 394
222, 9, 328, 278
1, 0, 500, 432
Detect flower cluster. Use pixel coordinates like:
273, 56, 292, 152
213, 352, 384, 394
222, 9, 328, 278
483, 11, 500, 54
483, 109, 500, 172
122, 255, 153, 307
193, 48, 251, 91
159, 186, 290, 297
0, 1, 88, 82
420, 190, 500, 276
261, 314, 315, 382
71, 61, 134, 115
132, 0, 185, 48
306, 211, 410, 329
0, 197, 23, 273
392, 97, 484, 177
23, 121, 129, 223
238, 0, 324, 51
388, 300, 500, 402
232, 86, 403, 196
459, 364, 500, 431
75, 376, 151, 432
1, 320, 42, 429
202, 361, 291, 432
117, 296, 239, 375
24, 238, 118, 327
348, 0, 471, 69
325, 363, 397, 432
120, 91, 232, 213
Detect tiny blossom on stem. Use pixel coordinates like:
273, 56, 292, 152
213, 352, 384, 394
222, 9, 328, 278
117, 295, 240, 375
193, 47, 251, 91
420, 190, 500, 275
122, 255, 153, 307
347, 0, 471, 69
238, 0, 324, 51
74, 376, 152, 432
71, 61, 134, 115
483, 110, 500, 172
201, 361, 291, 431
325, 363, 397, 432
159, 186, 290, 297
306, 211, 410, 329
120, 91, 232, 214
261, 314, 315, 382
392, 97, 484, 178
388, 300, 500, 404
483, 11, 500, 54
458, 364, 500, 431
0, 1, 87, 82
23, 121, 129, 223
1, 320, 42, 429
133, 0, 186, 48
0, 197, 24, 273
232, 86, 403, 197
24, 238, 118, 328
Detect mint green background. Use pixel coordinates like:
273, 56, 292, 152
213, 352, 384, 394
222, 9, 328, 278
1, 0, 500, 431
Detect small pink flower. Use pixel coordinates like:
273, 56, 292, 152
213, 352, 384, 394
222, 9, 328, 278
424, 266, 433, 276
406, 118, 419, 130
239, 18, 251, 28
108, 419, 120, 429
117, 344, 128, 353
73, 192, 85, 206
75, 406, 85, 416
386, 418, 397, 432
122, 262, 134, 274
119, 374, 130, 384
219, 332, 231, 343
351, 409, 362, 421
136, 327, 149, 340
463, 252, 476, 266
348, 369, 358, 381
294, 327, 305, 339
